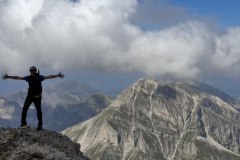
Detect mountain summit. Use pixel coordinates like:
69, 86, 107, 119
62, 78, 240, 160
0, 127, 89, 160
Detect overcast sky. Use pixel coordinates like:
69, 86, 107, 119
0, 0, 240, 96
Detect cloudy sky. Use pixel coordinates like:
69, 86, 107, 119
0, 0, 240, 96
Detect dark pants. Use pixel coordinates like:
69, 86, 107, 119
21, 95, 42, 127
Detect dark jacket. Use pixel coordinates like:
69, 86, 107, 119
24, 75, 44, 96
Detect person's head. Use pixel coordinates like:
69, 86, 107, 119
29, 66, 37, 76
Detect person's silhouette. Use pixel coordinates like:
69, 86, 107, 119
2, 66, 65, 130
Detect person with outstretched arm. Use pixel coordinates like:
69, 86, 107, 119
2, 66, 65, 130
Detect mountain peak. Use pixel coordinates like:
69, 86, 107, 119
0, 127, 89, 160
63, 78, 240, 160
132, 78, 168, 88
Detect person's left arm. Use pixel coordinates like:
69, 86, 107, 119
44, 72, 65, 80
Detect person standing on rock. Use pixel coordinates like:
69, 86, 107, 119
2, 66, 65, 130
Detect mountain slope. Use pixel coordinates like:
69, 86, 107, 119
62, 78, 240, 160
1, 81, 112, 131
0, 97, 23, 127
44, 93, 112, 131
0, 127, 89, 160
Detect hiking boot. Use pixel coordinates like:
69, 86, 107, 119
36, 126, 43, 131
20, 124, 28, 128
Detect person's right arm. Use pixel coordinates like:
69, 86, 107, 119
2, 73, 25, 80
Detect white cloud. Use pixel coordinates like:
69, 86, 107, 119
213, 28, 240, 73
0, 0, 240, 79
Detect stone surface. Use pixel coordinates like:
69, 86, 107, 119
0, 127, 90, 160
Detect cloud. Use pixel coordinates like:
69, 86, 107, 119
131, 0, 191, 29
0, 0, 240, 79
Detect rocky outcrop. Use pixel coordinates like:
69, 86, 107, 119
0, 127, 90, 160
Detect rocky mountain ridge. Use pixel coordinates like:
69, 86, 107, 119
0, 127, 89, 160
0, 81, 111, 131
62, 78, 240, 160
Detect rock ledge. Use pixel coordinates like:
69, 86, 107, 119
0, 127, 90, 160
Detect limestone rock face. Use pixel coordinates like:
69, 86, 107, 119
62, 78, 240, 160
0, 127, 90, 160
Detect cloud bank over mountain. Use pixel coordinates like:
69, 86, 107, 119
0, 0, 240, 79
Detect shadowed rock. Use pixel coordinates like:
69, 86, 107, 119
0, 127, 90, 160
